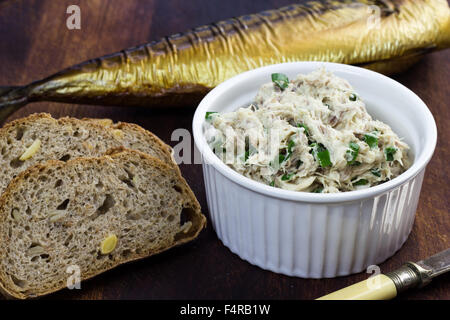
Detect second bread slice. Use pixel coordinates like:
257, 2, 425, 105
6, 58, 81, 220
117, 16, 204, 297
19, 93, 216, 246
0, 148, 205, 299
0, 113, 175, 193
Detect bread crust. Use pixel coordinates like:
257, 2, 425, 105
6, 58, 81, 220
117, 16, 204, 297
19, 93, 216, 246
0, 112, 176, 175
0, 148, 205, 299
82, 116, 176, 166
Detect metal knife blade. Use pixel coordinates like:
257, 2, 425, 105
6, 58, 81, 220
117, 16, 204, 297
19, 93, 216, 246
415, 248, 450, 279
386, 248, 450, 292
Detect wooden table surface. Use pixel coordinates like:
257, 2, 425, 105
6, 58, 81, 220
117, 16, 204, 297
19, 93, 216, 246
0, 0, 448, 300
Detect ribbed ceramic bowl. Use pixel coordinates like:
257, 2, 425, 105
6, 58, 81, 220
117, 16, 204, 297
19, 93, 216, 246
192, 62, 437, 278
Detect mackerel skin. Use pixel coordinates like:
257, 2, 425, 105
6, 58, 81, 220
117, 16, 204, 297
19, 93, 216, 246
0, 0, 449, 117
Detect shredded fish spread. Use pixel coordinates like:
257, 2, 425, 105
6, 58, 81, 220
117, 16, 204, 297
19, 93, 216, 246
205, 69, 411, 193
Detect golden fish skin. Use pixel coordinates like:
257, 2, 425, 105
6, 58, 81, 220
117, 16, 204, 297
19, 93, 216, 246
0, 0, 449, 119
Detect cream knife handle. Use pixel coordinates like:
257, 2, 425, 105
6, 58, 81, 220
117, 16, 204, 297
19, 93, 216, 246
316, 274, 397, 300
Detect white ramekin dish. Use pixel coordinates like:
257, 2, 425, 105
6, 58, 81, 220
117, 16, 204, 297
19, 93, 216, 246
192, 62, 437, 278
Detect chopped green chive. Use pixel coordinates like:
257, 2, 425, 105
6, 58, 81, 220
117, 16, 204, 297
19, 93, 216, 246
281, 173, 295, 181
271, 73, 289, 90
311, 143, 332, 168
349, 93, 358, 101
364, 132, 378, 149
277, 139, 296, 162
349, 141, 360, 151
312, 187, 323, 193
270, 153, 286, 168
385, 147, 397, 161
243, 150, 250, 162
269, 180, 275, 187
205, 111, 218, 120
353, 179, 369, 186
371, 168, 381, 177
288, 139, 295, 152
346, 142, 360, 165
296, 160, 303, 169
297, 123, 310, 136
241, 138, 257, 163
287, 139, 295, 155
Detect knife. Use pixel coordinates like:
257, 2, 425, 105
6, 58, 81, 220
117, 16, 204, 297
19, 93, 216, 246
317, 248, 450, 300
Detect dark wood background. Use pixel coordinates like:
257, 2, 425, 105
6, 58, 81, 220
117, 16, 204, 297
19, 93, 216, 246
0, 0, 448, 300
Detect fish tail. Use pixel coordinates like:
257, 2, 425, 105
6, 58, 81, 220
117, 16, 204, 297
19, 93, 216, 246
0, 86, 29, 122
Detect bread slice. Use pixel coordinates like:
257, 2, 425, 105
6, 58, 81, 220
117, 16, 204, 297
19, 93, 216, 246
0, 148, 206, 299
0, 113, 175, 193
